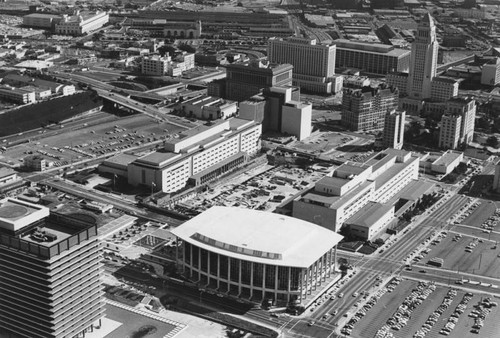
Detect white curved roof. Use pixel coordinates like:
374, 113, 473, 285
171, 206, 343, 268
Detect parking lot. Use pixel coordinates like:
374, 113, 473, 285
288, 131, 374, 162
167, 164, 328, 215
348, 278, 500, 338
1, 113, 186, 169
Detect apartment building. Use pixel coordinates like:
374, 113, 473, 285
438, 97, 476, 149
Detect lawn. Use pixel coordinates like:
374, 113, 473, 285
104, 304, 178, 338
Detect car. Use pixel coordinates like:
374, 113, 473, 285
338, 293, 344, 298
352, 292, 359, 297
420, 269, 427, 273
308, 320, 315, 326
331, 310, 339, 316
323, 314, 329, 319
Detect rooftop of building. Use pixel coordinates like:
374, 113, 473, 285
432, 150, 463, 167
101, 153, 139, 168
432, 76, 459, 84
132, 118, 257, 168
171, 206, 343, 268
345, 201, 393, 228
303, 180, 374, 208
24, 13, 61, 19
0, 167, 17, 178
372, 155, 418, 190
334, 39, 410, 57
397, 179, 435, 201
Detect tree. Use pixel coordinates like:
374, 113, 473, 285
178, 44, 196, 54
486, 136, 499, 148
476, 116, 491, 131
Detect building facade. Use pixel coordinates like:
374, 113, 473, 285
335, 39, 411, 75
127, 118, 261, 193
293, 149, 419, 233
481, 58, 500, 86
268, 37, 340, 94
341, 84, 399, 131
407, 13, 439, 99
438, 97, 476, 149
383, 109, 406, 150
0, 199, 104, 338
225, 62, 293, 102
171, 206, 343, 305
55, 11, 109, 35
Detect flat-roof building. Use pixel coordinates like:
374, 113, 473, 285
225, 61, 293, 102
268, 37, 342, 94
293, 149, 419, 235
335, 39, 411, 75
171, 206, 343, 305
128, 118, 261, 193
439, 97, 476, 150
0, 199, 104, 338
55, 11, 108, 36
341, 84, 399, 132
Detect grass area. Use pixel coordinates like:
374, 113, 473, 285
105, 304, 177, 338
174, 301, 278, 338
0, 91, 102, 136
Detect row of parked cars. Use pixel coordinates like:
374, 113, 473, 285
387, 281, 437, 331
468, 297, 497, 334
452, 198, 479, 225
481, 208, 500, 233
341, 279, 392, 336
412, 288, 458, 338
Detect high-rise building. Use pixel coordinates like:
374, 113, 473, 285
225, 61, 293, 102
383, 109, 406, 150
341, 84, 399, 131
438, 97, 476, 149
0, 199, 104, 338
268, 37, 342, 94
407, 13, 439, 99
386, 13, 460, 114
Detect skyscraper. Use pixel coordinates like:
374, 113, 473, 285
0, 199, 104, 338
341, 84, 399, 132
383, 109, 406, 150
386, 13, 460, 114
407, 13, 439, 99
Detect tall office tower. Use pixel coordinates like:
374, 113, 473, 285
438, 97, 476, 149
341, 84, 399, 132
407, 13, 439, 99
0, 199, 104, 338
268, 37, 342, 94
225, 61, 293, 102
383, 109, 406, 150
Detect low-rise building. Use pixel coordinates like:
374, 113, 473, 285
293, 149, 419, 233
0, 86, 36, 103
55, 11, 109, 36
180, 95, 237, 120
345, 202, 395, 241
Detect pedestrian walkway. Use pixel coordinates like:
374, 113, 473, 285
106, 299, 187, 338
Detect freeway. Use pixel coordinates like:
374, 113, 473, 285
97, 89, 195, 129
42, 178, 182, 226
